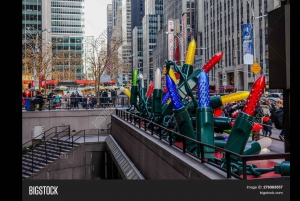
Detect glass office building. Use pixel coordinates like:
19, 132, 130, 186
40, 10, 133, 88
51, 0, 85, 79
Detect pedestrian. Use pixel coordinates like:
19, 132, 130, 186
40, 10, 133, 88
82, 94, 88, 108
35, 91, 44, 111
111, 89, 117, 107
261, 101, 272, 136
61, 92, 67, 108
273, 100, 284, 141
75, 91, 81, 109
107, 89, 111, 103
47, 90, 55, 109
102, 89, 108, 104
70, 92, 76, 109
55, 93, 61, 108
66, 91, 71, 109
265, 98, 276, 123
252, 104, 264, 141
88, 95, 94, 108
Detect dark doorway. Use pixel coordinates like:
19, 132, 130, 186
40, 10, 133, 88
86, 151, 105, 179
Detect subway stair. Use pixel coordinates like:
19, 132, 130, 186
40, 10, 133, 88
22, 139, 80, 180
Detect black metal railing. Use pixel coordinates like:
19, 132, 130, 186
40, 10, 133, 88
116, 109, 290, 180
22, 96, 130, 111
22, 127, 111, 178
22, 125, 70, 176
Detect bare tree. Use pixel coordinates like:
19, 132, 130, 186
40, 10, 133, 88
22, 28, 82, 94
22, 32, 61, 95
85, 35, 129, 94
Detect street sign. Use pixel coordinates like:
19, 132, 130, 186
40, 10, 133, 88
251, 62, 261, 75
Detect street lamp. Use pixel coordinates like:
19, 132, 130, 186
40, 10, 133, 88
247, 0, 267, 64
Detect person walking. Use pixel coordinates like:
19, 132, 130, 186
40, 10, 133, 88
273, 100, 284, 141
107, 89, 111, 103
61, 92, 67, 109
74, 91, 81, 109
252, 104, 264, 141
111, 89, 117, 107
70, 92, 76, 109
47, 90, 55, 109
66, 91, 71, 109
55, 93, 61, 108
102, 89, 108, 105
265, 98, 276, 123
35, 91, 44, 111
261, 101, 272, 137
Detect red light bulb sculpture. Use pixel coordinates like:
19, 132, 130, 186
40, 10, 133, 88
223, 75, 265, 161
202, 52, 223, 73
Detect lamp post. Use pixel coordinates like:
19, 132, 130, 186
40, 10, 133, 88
247, 0, 267, 78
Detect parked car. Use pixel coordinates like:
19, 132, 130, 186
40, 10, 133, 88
266, 93, 283, 102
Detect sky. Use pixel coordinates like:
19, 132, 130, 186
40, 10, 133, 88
85, 0, 112, 39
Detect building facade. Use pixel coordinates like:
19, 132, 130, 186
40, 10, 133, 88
141, 0, 163, 88
199, 0, 279, 92
107, 4, 113, 51
153, 0, 197, 74
51, 0, 85, 79
119, 0, 132, 85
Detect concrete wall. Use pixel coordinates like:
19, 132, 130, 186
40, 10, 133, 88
29, 142, 107, 180
22, 109, 115, 144
111, 115, 228, 180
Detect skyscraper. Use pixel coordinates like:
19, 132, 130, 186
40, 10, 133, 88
51, 0, 85, 80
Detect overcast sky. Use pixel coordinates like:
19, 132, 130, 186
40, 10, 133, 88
85, 0, 112, 39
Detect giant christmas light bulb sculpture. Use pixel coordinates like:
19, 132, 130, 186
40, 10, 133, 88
242, 75, 265, 116
130, 69, 139, 109
162, 88, 170, 104
166, 75, 197, 154
139, 73, 144, 88
138, 73, 146, 99
196, 70, 215, 158
161, 68, 177, 104
168, 69, 178, 84
210, 91, 250, 109
178, 39, 196, 84
120, 87, 131, 99
202, 52, 223, 73
224, 74, 266, 160
152, 68, 162, 118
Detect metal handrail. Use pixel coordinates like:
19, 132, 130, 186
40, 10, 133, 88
22, 126, 71, 176
22, 127, 111, 178
116, 109, 290, 180
22, 125, 70, 149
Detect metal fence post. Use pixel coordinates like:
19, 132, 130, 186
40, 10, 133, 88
44, 132, 47, 164
242, 158, 247, 180
151, 122, 153, 135
225, 152, 231, 179
182, 138, 186, 153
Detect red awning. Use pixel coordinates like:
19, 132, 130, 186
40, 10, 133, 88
110, 79, 116, 84
76, 80, 95, 84
22, 80, 32, 84
46, 80, 58, 85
